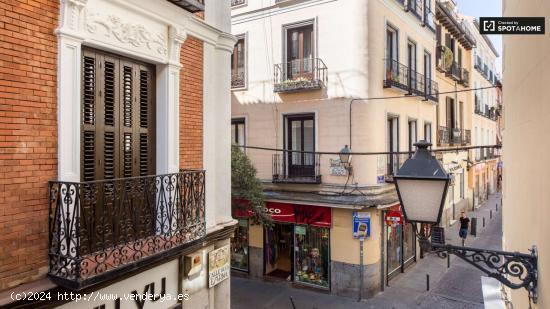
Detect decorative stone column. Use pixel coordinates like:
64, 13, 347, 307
56, 0, 87, 182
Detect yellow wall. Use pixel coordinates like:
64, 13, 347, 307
502, 0, 550, 307
330, 208, 382, 265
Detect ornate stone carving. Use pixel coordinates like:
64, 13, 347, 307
85, 12, 168, 56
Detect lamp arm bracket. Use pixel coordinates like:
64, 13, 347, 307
432, 243, 538, 304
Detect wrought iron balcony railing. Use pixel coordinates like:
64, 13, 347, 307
166, 0, 204, 13
423, 6, 436, 32
437, 126, 450, 145
273, 58, 327, 93
406, 0, 423, 20
451, 128, 462, 145
460, 68, 470, 87
462, 129, 471, 145
385, 153, 410, 183
383, 59, 439, 102
438, 126, 467, 145
48, 171, 206, 289
446, 61, 462, 81
272, 151, 321, 184
231, 72, 245, 89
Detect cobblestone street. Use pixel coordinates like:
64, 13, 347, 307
231, 194, 503, 309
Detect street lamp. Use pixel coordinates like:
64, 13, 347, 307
394, 140, 450, 226
394, 140, 539, 304
339, 145, 352, 172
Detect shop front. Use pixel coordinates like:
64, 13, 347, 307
232, 201, 332, 289
383, 205, 416, 283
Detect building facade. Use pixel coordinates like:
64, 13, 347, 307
433, 0, 476, 226
0, 0, 236, 308
230, 0, 440, 298
463, 16, 501, 207
502, 0, 548, 307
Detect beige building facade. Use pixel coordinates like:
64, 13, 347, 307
502, 0, 549, 307
230, 0, 440, 299
463, 16, 501, 208
433, 0, 476, 226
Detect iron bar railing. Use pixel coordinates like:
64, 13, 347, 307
272, 151, 321, 184
385, 153, 410, 183
231, 72, 245, 89
462, 129, 471, 145
273, 58, 327, 93
48, 171, 205, 288
438, 126, 450, 145
447, 61, 462, 81
460, 68, 470, 87
383, 59, 439, 102
406, 0, 423, 20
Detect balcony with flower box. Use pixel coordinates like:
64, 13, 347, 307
273, 58, 327, 93
167, 0, 204, 12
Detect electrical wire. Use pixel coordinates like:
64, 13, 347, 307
236, 144, 500, 156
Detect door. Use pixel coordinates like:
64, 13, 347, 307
386, 26, 398, 79
287, 24, 313, 80
424, 51, 431, 95
286, 115, 315, 178
81, 48, 155, 182
408, 41, 417, 90
387, 117, 399, 177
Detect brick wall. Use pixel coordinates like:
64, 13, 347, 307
179, 36, 204, 170
0, 0, 59, 290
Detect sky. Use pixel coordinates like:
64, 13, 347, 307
456, 0, 503, 72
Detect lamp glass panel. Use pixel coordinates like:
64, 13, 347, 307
396, 178, 447, 223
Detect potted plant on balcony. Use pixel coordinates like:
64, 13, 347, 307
281, 76, 313, 90
442, 46, 453, 72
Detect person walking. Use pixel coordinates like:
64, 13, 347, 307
459, 212, 470, 246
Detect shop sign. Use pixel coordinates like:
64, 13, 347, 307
208, 245, 230, 288
385, 210, 403, 227
233, 201, 332, 227
329, 158, 348, 176
447, 164, 462, 173
352, 211, 371, 238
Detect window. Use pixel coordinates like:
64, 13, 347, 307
294, 225, 330, 288
81, 48, 155, 182
446, 97, 456, 130
408, 120, 417, 155
285, 114, 315, 178
231, 218, 249, 271
386, 25, 399, 63
424, 51, 432, 95
231, 36, 246, 88
231, 118, 246, 147
286, 23, 314, 80
424, 122, 432, 143
408, 40, 417, 88
387, 116, 399, 177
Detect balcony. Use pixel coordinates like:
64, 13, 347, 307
231, 0, 246, 6
462, 129, 471, 145
474, 56, 482, 70
272, 152, 321, 184
385, 153, 409, 183
383, 59, 439, 102
405, 0, 423, 20
446, 61, 462, 81
48, 171, 205, 289
273, 58, 327, 93
231, 72, 245, 89
435, 1, 476, 49
438, 126, 468, 145
166, 0, 204, 13
460, 68, 470, 86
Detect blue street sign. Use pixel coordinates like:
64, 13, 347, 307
353, 211, 371, 238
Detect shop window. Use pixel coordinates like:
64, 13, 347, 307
294, 225, 330, 288
231, 218, 249, 271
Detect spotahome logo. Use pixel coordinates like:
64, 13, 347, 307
479, 17, 545, 35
